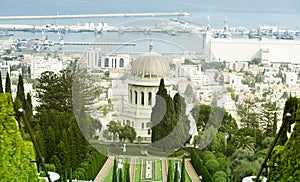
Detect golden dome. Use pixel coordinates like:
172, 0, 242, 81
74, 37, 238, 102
131, 53, 170, 78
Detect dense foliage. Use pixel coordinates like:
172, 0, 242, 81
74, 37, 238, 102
72, 150, 107, 180
0, 94, 42, 181
268, 97, 300, 181
180, 157, 186, 182
5, 72, 11, 94
190, 149, 213, 182
190, 100, 278, 181
167, 160, 174, 182
151, 79, 190, 152
112, 159, 117, 182
0, 71, 3, 93
32, 70, 106, 181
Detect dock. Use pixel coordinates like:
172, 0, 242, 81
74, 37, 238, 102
55, 42, 136, 46
0, 12, 190, 20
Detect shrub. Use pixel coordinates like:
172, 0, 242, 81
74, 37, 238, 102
191, 149, 213, 182
213, 171, 227, 179
205, 159, 219, 174
203, 153, 216, 163
45, 164, 56, 172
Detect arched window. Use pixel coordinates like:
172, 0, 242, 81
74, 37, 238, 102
120, 58, 124, 67
141, 92, 144, 105
129, 90, 132, 103
148, 92, 152, 106
135, 91, 138, 104
104, 58, 109, 67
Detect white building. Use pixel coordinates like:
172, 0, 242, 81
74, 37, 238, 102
119, 52, 172, 142
0, 64, 10, 91
11, 83, 33, 101
217, 93, 237, 119
178, 64, 202, 80
284, 72, 298, 87
229, 72, 243, 91
100, 54, 130, 69
206, 34, 300, 63
86, 47, 101, 69
30, 58, 63, 79
0, 64, 10, 79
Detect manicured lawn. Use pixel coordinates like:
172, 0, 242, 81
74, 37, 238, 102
177, 159, 193, 182
134, 158, 142, 181
102, 165, 113, 182
102, 157, 191, 182
122, 157, 131, 181
185, 170, 193, 182
155, 160, 163, 181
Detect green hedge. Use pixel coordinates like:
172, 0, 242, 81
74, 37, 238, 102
191, 149, 213, 182
0, 94, 43, 182
72, 150, 107, 180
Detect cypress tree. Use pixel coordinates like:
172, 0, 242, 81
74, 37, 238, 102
173, 93, 190, 146
5, 72, 11, 94
126, 164, 130, 182
167, 160, 174, 182
174, 162, 179, 182
68, 168, 72, 182
0, 71, 3, 93
112, 159, 118, 182
151, 79, 177, 145
25, 93, 33, 122
16, 74, 26, 107
180, 158, 186, 182
118, 168, 122, 182
64, 170, 67, 182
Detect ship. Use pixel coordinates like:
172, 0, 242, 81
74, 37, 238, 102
0, 30, 14, 36
248, 30, 262, 39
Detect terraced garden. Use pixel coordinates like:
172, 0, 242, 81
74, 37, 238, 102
102, 156, 192, 182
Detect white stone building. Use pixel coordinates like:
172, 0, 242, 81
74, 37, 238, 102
178, 64, 202, 81
217, 93, 237, 119
85, 47, 101, 69
0, 64, 10, 92
30, 58, 63, 79
0, 64, 10, 80
205, 33, 300, 63
100, 54, 130, 69
119, 52, 173, 142
284, 72, 298, 87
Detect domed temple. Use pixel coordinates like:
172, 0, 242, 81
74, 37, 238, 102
120, 46, 173, 142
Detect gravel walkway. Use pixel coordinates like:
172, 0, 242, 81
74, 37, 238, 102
94, 156, 115, 182
185, 158, 201, 182
130, 157, 136, 182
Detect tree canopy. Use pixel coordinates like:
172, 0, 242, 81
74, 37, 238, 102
0, 71, 3, 93
151, 79, 190, 152
33, 69, 106, 180
268, 97, 300, 181
0, 94, 41, 181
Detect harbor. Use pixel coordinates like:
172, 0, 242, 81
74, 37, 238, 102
1, 13, 300, 54
0, 12, 190, 20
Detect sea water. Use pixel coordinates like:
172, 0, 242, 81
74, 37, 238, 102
0, 0, 299, 53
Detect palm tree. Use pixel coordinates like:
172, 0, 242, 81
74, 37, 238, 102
234, 135, 256, 152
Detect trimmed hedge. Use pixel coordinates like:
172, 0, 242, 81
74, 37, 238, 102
72, 150, 107, 180
191, 149, 213, 182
